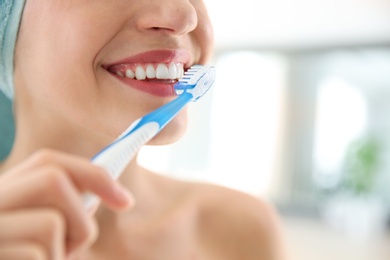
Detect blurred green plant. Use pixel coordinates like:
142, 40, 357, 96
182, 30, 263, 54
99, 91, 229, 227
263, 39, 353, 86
341, 135, 381, 195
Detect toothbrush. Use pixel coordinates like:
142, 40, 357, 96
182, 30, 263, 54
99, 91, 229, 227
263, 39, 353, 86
83, 65, 216, 210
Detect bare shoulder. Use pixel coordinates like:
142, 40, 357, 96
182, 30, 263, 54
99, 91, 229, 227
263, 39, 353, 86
143, 171, 288, 259
192, 182, 288, 260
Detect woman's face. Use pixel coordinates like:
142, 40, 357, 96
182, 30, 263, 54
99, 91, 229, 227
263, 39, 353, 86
14, 0, 213, 145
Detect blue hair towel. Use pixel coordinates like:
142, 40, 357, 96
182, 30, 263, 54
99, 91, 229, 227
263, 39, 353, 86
0, 0, 26, 160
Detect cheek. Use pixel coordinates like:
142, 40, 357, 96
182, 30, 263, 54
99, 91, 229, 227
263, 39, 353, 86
18, 1, 117, 80
15, 3, 114, 106
194, 3, 214, 63
14, 19, 110, 136
15, 6, 93, 89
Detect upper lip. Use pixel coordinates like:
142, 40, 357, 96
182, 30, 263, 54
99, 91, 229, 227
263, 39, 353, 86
102, 49, 192, 70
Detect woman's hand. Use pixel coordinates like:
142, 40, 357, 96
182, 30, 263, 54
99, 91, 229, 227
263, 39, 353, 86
0, 149, 134, 259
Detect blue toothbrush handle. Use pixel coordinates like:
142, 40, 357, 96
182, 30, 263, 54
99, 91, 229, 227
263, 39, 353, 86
84, 122, 159, 211
121, 92, 193, 137
84, 92, 193, 211
91, 123, 160, 177
83, 63, 216, 212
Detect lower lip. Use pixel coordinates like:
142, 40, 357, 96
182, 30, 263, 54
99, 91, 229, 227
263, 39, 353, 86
110, 72, 178, 97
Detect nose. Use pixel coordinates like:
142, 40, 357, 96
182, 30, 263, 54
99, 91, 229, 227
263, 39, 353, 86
134, 0, 198, 36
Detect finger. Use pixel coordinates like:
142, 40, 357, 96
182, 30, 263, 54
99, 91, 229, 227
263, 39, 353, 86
0, 169, 98, 255
0, 210, 63, 260
0, 242, 47, 260
0, 149, 135, 210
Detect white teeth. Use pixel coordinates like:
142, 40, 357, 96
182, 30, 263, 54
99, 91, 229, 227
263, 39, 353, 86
177, 66, 184, 79
168, 63, 177, 80
125, 69, 134, 79
156, 63, 169, 79
118, 63, 184, 80
135, 66, 146, 80
146, 64, 155, 78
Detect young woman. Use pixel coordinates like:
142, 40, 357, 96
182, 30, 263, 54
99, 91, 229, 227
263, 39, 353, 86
0, 1, 288, 259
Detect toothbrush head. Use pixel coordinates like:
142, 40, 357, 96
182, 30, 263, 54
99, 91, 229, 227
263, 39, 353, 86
174, 65, 216, 101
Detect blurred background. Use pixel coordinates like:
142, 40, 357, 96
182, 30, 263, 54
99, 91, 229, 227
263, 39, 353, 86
0, 0, 388, 259
138, 0, 390, 259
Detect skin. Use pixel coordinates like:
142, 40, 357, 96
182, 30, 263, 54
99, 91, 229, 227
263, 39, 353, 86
0, 0, 288, 259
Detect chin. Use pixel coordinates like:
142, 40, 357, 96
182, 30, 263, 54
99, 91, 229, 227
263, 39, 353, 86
148, 114, 188, 145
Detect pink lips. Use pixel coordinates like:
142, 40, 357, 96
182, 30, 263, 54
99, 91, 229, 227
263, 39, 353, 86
103, 50, 191, 97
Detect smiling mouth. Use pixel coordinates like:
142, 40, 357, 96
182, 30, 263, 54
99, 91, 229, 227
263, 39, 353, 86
105, 62, 186, 97
108, 62, 184, 83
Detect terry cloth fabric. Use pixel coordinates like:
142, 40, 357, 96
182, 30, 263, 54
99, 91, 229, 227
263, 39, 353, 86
1, 0, 26, 99
0, 90, 14, 160
0, 0, 26, 160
